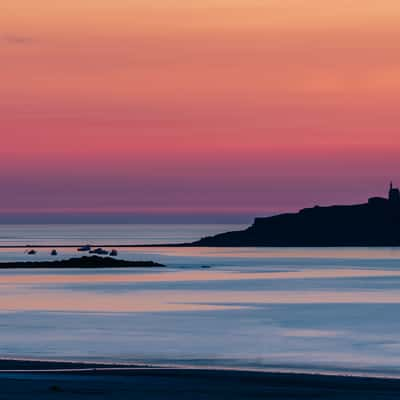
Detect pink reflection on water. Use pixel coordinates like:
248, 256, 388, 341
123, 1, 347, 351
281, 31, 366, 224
1, 268, 400, 285
2, 288, 400, 313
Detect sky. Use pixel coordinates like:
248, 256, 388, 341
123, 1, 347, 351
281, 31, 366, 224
1, 1, 400, 222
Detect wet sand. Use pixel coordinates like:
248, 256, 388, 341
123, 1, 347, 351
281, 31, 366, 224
1, 360, 400, 399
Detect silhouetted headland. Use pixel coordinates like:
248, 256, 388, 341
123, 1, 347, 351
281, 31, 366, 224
0, 255, 165, 269
192, 183, 400, 247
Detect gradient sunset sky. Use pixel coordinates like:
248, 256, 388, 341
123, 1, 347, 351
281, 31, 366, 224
2, 1, 400, 222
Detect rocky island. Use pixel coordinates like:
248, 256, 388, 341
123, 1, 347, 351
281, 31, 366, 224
192, 183, 400, 247
0, 255, 165, 269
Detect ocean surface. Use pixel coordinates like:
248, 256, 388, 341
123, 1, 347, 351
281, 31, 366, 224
1, 224, 400, 377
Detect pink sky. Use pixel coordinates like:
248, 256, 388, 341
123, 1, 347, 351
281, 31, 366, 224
1, 1, 400, 221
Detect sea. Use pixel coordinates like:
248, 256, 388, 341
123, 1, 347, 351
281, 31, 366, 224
1, 224, 400, 377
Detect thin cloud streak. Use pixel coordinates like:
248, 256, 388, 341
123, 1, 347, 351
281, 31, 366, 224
2, 34, 33, 44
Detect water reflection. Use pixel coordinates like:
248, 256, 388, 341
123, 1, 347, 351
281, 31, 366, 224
2, 246, 400, 377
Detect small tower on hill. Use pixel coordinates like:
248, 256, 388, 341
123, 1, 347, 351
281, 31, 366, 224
388, 182, 400, 203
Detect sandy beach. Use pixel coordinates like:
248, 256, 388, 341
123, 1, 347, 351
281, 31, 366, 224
1, 360, 400, 399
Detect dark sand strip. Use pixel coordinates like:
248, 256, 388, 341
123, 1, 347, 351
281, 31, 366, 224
1, 360, 400, 399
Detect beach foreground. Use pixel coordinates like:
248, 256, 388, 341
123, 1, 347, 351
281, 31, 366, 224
1, 360, 400, 399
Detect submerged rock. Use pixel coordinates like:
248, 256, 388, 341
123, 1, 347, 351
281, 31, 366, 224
77, 245, 91, 252
89, 248, 109, 255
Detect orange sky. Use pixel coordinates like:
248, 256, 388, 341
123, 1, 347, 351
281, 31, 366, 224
1, 1, 400, 221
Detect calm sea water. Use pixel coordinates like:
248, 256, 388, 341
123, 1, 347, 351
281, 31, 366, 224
1, 224, 400, 377
0, 224, 244, 247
